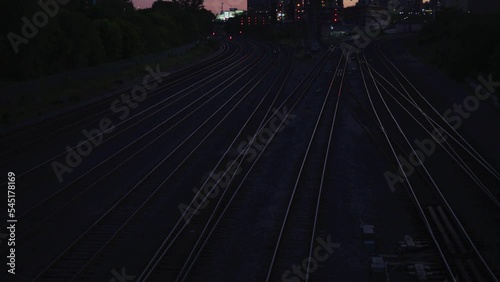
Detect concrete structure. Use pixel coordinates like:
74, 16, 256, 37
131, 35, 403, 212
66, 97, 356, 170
216, 8, 244, 21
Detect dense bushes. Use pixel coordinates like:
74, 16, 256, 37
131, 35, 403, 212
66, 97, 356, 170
0, 0, 214, 81
418, 8, 500, 81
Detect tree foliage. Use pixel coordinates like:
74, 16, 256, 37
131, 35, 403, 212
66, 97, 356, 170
173, 0, 204, 10
418, 9, 500, 81
0, 0, 214, 80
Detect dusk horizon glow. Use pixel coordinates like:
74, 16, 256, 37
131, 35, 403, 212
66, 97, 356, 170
132, 0, 247, 14
133, 0, 359, 15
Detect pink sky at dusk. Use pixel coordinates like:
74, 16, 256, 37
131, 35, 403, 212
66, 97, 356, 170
132, 0, 365, 15
131, 0, 247, 14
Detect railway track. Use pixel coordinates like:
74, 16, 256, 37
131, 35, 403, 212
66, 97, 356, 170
0, 42, 246, 187
12, 43, 256, 233
6, 33, 494, 282
3, 63, 266, 256
372, 38, 500, 204
353, 40, 500, 281
136, 45, 341, 282
265, 48, 348, 282
0, 42, 232, 156
0, 41, 252, 222
24, 39, 280, 281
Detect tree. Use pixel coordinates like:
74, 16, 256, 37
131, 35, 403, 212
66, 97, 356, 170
173, 0, 204, 10
93, 0, 135, 18
95, 19, 124, 61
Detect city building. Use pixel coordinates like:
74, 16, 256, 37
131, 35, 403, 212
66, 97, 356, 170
248, 0, 277, 14
216, 7, 244, 21
247, 0, 278, 23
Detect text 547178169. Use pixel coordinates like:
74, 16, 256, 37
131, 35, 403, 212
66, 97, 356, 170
7, 172, 16, 275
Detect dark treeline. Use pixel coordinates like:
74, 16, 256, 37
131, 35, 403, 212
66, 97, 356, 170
0, 0, 214, 81
417, 8, 500, 82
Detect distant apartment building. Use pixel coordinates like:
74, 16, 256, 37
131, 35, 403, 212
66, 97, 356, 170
216, 8, 244, 21
317, 0, 343, 8
248, 0, 277, 13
